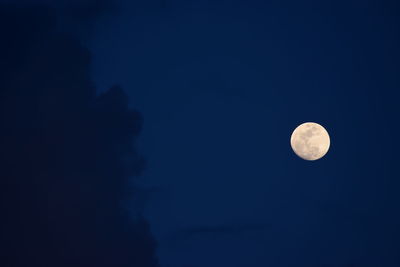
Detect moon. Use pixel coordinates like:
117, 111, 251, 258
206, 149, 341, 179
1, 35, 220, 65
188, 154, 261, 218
290, 122, 330, 161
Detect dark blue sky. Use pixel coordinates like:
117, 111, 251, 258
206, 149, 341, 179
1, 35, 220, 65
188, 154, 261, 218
1, 1, 400, 267
91, 1, 400, 266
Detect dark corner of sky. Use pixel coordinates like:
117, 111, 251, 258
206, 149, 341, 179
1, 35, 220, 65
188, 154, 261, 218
0, 0, 158, 267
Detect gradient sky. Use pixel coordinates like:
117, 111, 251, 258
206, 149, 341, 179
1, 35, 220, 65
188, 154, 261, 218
91, 1, 400, 266
2, 1, 400, 267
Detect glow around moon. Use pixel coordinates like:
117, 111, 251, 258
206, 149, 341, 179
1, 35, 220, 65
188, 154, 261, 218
290, 122, 330, 161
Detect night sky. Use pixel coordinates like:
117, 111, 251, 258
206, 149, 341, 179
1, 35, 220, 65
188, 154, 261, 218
1, 1, 400, 267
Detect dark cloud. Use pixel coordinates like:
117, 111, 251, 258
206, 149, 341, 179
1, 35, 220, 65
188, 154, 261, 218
0, 0, 118, 39
0, 3, 158, 267
0, 0, 115, 18
175, 222, 270, 239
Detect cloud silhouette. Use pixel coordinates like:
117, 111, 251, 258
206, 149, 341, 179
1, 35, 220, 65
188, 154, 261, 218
173, 222, 270, 241
0, 3, 158, 267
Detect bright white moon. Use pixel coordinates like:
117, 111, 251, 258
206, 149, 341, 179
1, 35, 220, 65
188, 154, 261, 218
290, 122, 330, 161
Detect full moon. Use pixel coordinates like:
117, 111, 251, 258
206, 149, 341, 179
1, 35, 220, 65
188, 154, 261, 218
290, 122, 330, 161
